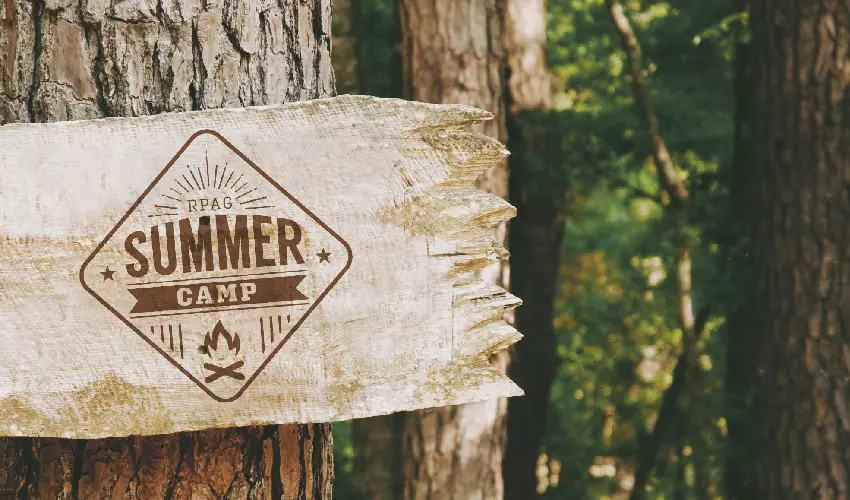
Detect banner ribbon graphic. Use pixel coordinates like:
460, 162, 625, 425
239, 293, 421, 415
128, 275, 307, 314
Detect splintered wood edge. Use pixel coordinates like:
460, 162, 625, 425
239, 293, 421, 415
378, 98, 524, 401
0, 96, 524, 437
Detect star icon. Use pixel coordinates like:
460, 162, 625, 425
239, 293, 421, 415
100, 266, 116, 281
317, 249, 331, 263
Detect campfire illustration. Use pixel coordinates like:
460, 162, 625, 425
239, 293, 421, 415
202, 320, 245, 383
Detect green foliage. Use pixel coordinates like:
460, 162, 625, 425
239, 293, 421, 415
333, 421, 360, 498
537, 0, 739, 498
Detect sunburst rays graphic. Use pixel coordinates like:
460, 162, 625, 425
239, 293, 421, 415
150, 150, 275, 217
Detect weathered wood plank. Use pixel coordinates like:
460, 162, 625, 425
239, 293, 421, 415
0, 95, 521, 438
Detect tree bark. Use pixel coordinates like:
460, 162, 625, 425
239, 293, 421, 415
501, 0, 560, 498
0, 1, 334, 498
748, 0, 850, 498
352, 0, 509, 498
399, 0, 507, 198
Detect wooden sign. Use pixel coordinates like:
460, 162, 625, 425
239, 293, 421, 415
0, 95, 521, 438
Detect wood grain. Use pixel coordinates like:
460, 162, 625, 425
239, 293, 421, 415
0, 94, 521, 439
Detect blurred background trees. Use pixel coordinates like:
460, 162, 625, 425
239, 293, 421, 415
329, 0, 783, 498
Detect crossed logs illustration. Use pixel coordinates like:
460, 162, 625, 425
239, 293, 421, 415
202, 320, 245, 383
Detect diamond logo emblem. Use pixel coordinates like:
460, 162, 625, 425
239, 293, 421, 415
80, 130, 352, 401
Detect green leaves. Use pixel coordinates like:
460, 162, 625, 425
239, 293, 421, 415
539, 0, 739, 498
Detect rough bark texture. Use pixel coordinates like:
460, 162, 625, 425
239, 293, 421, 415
749, 0, 850, 498
504, 0, 551, 113
0, 0, 333, 497
502, 0, 559, 498
0, 426, 334, 499
352, 0, 509, 499
400, 0, 507, 200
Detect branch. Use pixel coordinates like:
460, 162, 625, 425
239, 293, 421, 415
606, 0, 688, 206
605, 1, 704, 496
607, 0, 696, 347
628, 307, 711, 500
612, 179, 663, 204
606, 0, 695, 357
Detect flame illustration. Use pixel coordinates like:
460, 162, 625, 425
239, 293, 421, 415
203, 320, 241, 356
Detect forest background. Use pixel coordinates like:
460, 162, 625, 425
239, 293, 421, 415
329, 0, 747, 498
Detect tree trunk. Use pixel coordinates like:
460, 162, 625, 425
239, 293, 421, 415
502, 0, 560, 498
352, 0, 509, 498
350, 0, 401, 98
725, 0, 757, 497
0, 1, 334, 498
332, 0, 359, 94
748, 0, 850, 498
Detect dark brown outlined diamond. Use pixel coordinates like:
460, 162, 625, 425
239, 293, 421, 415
80, 130, 352, 402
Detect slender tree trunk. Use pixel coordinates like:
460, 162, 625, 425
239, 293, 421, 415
352, 0, 509, 498
501, 0, 561, 498
351, 0, 401, 99
332, 0, 359, 94
725, 1, 757, 497
0, 1, 334, 498
748, 0, 850, 498
606, 0, 705, 496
